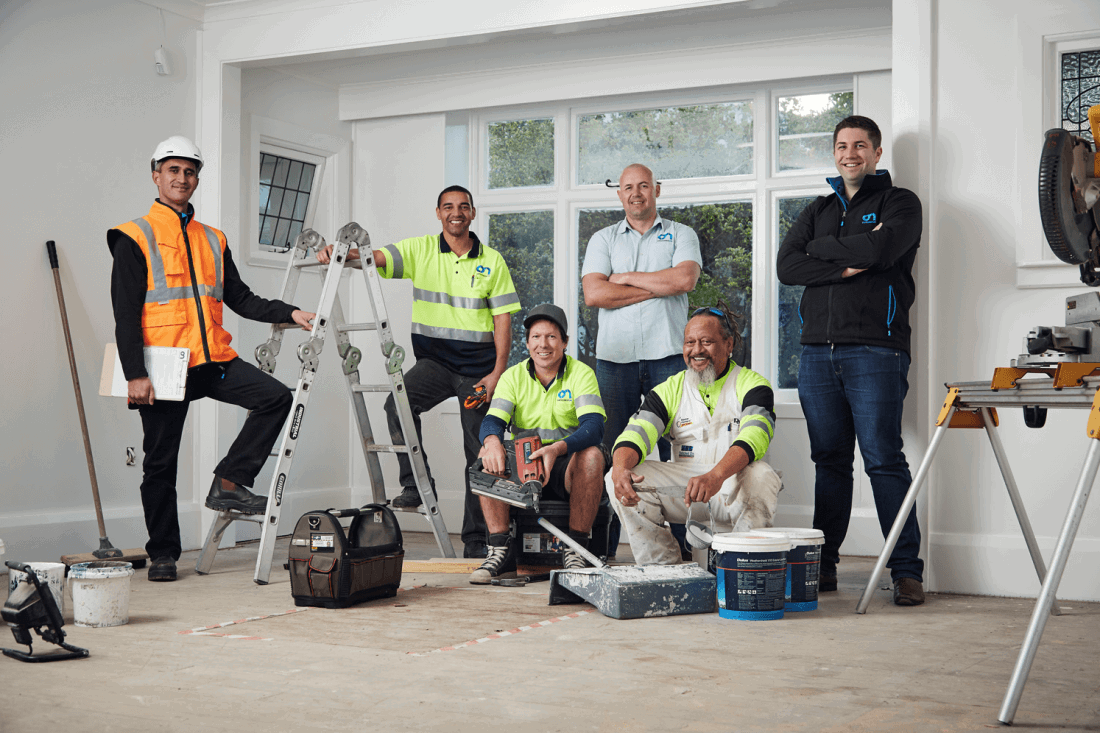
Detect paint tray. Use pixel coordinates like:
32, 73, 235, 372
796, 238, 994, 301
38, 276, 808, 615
548, 563, 716, 620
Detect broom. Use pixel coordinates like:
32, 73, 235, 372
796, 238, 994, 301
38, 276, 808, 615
47, 241, 147, 569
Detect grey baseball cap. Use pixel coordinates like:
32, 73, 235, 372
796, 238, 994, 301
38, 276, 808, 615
523, 303, 568, 339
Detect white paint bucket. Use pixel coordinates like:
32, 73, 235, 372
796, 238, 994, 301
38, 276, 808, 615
69, 561, 135, 627
712, 532, 789, 621
756, 528, 825, 612
8, 562, 67, 616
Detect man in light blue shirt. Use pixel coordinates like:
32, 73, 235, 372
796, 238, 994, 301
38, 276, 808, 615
581, 163, 702, 464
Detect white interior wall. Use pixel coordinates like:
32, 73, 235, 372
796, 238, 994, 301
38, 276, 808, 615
925, 0, 1100, 600
0, 0, 201, 561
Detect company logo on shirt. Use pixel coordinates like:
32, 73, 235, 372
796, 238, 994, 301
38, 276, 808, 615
862, 213, 877, 224
475, 264, 492, 276
557, 389, 573, 401
678, 445, 694, 458
657, 232, 673, 241
676, 416, 692, 428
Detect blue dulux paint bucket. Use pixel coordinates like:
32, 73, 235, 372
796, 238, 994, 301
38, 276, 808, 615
757, 528, 825, 612
712, 532, 789, 621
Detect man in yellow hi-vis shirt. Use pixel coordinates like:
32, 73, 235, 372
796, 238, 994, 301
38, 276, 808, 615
318, 186, 520, 557
469, 304, 608, 584
608, 306, 782, 565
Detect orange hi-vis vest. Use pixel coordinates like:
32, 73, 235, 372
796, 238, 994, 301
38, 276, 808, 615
113, 203, 237, 369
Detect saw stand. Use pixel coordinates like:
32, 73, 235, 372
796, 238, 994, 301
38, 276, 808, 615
854, 293, 1100, 725
196, 222, 457, 584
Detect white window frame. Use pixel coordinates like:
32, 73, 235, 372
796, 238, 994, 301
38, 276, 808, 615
470, 77, 854, 403
246, 115, 350, 269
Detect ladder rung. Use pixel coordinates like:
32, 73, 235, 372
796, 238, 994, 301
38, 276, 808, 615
291, 259, 327, 269
336, 323, 378, 332
366, 444, 409, 454
353, 384, 395, 393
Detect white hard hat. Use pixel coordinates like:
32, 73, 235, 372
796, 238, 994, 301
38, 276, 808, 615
151, 135, 203, 172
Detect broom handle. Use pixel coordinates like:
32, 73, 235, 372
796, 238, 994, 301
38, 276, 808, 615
48, 241, 108, 539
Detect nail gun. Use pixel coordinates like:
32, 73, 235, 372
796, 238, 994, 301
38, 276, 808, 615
469, 435, 545, 512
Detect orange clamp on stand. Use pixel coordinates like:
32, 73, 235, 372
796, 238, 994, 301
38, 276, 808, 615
937, 387, 997, 428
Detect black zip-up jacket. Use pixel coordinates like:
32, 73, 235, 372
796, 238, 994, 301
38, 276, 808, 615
776, 170, 922, 354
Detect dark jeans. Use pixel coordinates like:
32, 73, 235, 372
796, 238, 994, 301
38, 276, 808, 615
137, 358, 293, 561
384, 357, 488, 547
596, 353, 685, 554
798, 344, 923, 582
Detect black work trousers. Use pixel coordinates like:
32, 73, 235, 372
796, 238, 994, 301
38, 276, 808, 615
384, 357, 488, 547
137, 358, 292, 561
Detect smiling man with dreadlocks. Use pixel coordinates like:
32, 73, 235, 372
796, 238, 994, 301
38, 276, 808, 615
606, 304, 782, 565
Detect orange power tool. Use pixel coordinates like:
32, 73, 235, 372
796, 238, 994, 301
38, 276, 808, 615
469, 436, 545, 511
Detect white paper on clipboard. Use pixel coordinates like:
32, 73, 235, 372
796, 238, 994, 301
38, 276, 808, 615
99, 344, 190, 401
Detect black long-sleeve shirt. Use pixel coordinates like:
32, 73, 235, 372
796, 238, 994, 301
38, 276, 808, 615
108, 202, 298, 381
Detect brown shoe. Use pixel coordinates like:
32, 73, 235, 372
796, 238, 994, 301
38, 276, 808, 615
893, 577, 925, 606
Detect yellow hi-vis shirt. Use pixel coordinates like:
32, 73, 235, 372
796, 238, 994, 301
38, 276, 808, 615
487, 356, 605, 445
377, 232, 520, 376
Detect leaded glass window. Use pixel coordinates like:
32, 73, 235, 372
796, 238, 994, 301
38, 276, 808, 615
1062, 49, 1100, 144
259, 152, 317, 253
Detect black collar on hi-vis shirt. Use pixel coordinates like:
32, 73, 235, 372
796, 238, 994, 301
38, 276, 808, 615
437, 231, 482, 257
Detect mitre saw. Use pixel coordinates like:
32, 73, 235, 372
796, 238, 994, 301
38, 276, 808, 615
1011, 105, 1100, 426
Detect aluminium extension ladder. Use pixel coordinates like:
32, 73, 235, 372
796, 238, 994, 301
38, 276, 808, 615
195, 222, 457, 584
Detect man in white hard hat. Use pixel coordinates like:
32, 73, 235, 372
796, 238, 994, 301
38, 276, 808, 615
108, 135, 315, 582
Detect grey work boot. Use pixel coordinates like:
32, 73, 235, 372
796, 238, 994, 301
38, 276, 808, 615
561, 529, 592, 570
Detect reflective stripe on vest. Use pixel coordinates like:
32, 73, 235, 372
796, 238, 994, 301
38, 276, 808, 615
133, 217, 224, 305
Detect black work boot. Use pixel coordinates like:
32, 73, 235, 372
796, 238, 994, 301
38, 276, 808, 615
391, 487, 423, 509
469, 532, 517, 584
148, 556, 177, 582
205, 476, 268, 514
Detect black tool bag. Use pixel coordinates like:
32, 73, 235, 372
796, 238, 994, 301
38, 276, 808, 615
288, 504, 403, 609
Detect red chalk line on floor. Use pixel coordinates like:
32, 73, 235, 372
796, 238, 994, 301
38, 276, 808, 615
178, 584, 428, 640
409, 610, 593, 656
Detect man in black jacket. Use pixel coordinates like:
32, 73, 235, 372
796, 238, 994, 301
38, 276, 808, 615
776, 116, 925, 606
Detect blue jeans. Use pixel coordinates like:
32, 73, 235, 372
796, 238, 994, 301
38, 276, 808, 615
597, 354, 686, 554
798, 344, 923, 582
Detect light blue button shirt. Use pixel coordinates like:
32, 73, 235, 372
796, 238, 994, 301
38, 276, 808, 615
581, 215, 702, 363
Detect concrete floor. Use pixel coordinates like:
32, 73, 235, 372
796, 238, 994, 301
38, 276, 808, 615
2, 534, 1098, 733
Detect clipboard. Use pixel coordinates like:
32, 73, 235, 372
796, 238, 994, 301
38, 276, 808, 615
99, 344, 190, 401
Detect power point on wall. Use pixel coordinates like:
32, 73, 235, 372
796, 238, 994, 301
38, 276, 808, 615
154, 46, 171, 76
126, 447, 136, 466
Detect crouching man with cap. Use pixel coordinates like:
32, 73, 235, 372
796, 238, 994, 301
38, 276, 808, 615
470, 304, 609, 584
608, 305, 782, 565
108, 136, 314, 581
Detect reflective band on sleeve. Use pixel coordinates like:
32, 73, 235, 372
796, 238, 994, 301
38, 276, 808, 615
383, 244, 403, 278
487, 292, 520, 309
413, 287, 487, 310
133, 218, 170, 303
489, 398, 514, 414
624, 424, 652, 453
574, 394, 604, 410
411, 323, 494, 343
740, 405, 776, 436
635, 409, 666, 436
201, 225, 224, 300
